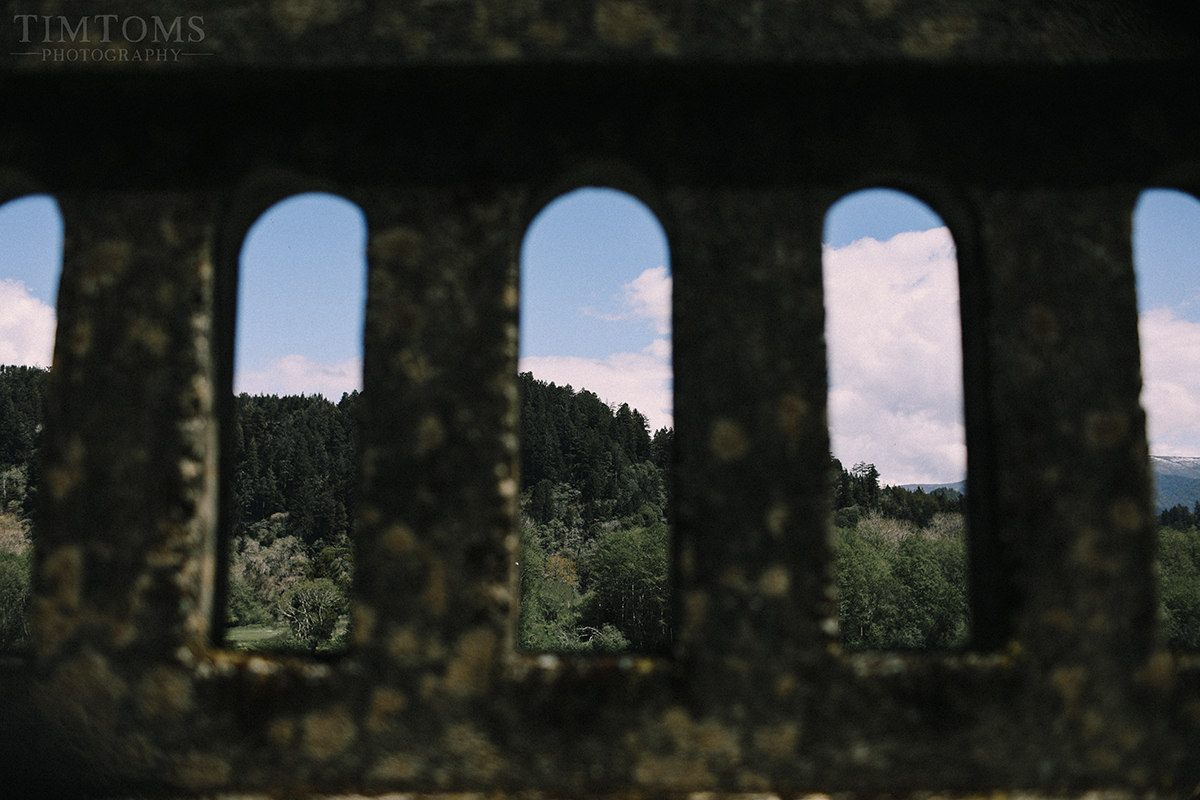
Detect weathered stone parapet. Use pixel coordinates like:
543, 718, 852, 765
0, 2, 1197, 796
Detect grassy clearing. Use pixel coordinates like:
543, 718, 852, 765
224, 619, 350, 654
225, 624, 290, 650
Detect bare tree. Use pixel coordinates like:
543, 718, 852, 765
276, 579, 346, 653
856, 510, 915, 545
231, 535, 310, 611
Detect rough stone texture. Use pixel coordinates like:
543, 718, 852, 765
3, 0, 1198, 67
0, 0, 1198, 797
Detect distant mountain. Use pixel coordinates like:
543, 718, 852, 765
1151, 455, 1200, 480
1151, 456, 1200, 512
898, 480, 966, 497
897, 457, 1200, 514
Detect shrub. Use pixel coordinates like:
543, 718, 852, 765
276, 578, 347, 654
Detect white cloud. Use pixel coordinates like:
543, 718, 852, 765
823, 228, 965, 485
583, 265, 672, 335
622, 265, 672, 335
238, 348, 672, 431
520, 338, 673, 433
523, 265, 674, 431
0, 278, 55, 368
826, 229, 1200, 480
1140, 306, 1200, 456
235, 354, 361, 400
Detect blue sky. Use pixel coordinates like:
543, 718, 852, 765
1134, 191, 1200, 321
1133, 190, 1200, 460
1, 187, 1197, 484
519, 188, 673, 432
0, 195, 59, 368
233, 194, 367, 399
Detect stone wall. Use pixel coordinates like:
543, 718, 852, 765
0, 2, 1198, 796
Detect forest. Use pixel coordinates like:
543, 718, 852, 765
1153, 503, 1200, 649
223, 390, 359, 652
516, 371, 673, 652
0, 365, 45, 652
1, 363, 1199, 652
829, 460, 968, 649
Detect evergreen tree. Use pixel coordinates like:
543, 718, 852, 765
0, 365, 48, 522
516, 372, 673, 652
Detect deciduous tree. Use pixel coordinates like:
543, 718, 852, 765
277, 578, 347, 654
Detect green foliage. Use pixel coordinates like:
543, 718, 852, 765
829, 454, 968, 649
834, 526, 897, 648
0, 547, 31, 650
518, 372, 669, 520
222, 392, 357, 650
529, 478, 555, 525
522, 518, 671, 653
276, 578, 348, 654
889, 533, 969, 647
313, 545, 353, 592
0, 366, 1007, 656
588, 623, 631, 653
1160, 503, 1200, 532
0, 365, 40, 652
1158, 525, 1200, 649
834, 504, 864, 529
518, 535, 591, 651
231, 391, 358, 549
830, 457, 963, 526
583, 523, 671, 652
0, 365, 47, 523
516, 373, 674, 654
226, 570, 270, 627
834, 517, 968, 650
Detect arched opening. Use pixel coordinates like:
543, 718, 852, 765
518, 186, 673, 654
1133, 187, 1200, 650
823, 187, 969, 650
0, 193, 63, 652
224, 192, 366, 655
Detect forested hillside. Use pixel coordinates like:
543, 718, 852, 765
517, 372, 673, 652
230, 392, 358, 547
224, 391, 359, 651
228, 373, 677, 653
0, 365, 46, 521
1151, 503, 1200, 648
829, 459, 969, 649
3, 363, 1200, 653
0, 365, 47, 650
